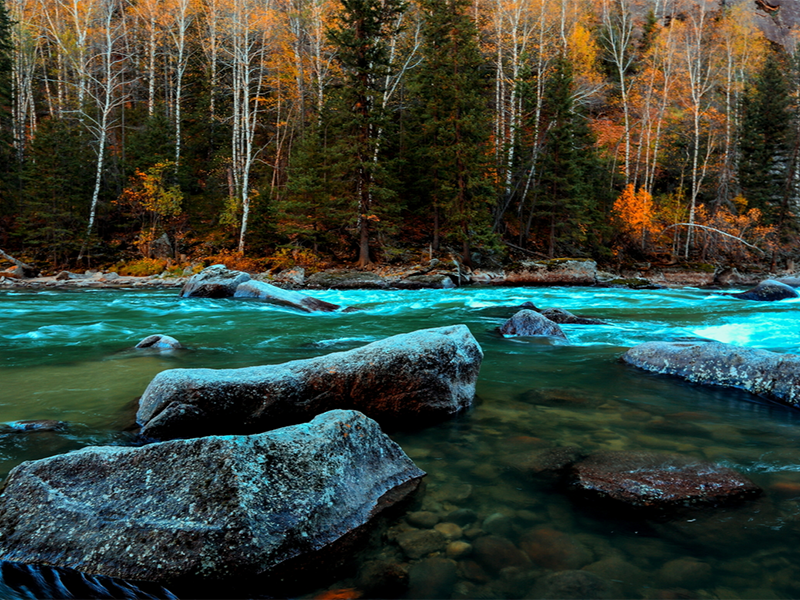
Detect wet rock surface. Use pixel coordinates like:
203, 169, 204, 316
569, 451, 761, 509
137, 325, 483, 440
539, 308, 607, 325
0, 410, 425, 585
233, 279, 340, 312
499, 310, 568, 340
179, 264, 251, 298
622, 340, 800, 408
135, 334, 183, 349
730, 279, 799, 301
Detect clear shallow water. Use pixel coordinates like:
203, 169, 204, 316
2, 286, 800, 598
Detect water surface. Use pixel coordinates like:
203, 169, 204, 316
2, 286, 800, 598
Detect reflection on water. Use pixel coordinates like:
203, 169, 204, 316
1, 286, 800, 598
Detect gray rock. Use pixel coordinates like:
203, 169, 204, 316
137, 325, 483, 440
406, 510, 440, 529
0, 410, 425, 584
395, 273, 456, 290
305, 270, 389, 289
135, 334, 183, 349
539, 308, 606, 325
499, 309, 567, 340
730, 279, 799, 301
503, 259, 597, 286
179, 264, 251, 298
775, 276, 800, 288
623, 340, 800, 408
233, 280, 339, 312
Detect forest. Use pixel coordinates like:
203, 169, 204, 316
0, 0, 798, 274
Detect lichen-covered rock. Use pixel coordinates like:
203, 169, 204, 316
0, 410, 425, 585
135, 334, 183, 349
569, 451, 760, 509
499, 309, 567, 340
622, 341, 800, 407
503, 259, 597, 286
137, 325, 483, 440
730, 279, 799, 301
179, 264, 251, 298
233, 280, 339, 312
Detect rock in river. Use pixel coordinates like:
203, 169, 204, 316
569, 451, 760, 510
135, 334, 183, 349
622, 340, 800, 408
137, 324, 483, 440
0, 410, 425, 586
179, 264, 251, 298
499, 309, 567, 340
233, 280, 339, 312
730, 279, 799, 301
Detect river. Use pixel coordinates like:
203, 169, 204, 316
1, 285, 800, 598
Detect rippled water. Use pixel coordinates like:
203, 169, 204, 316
2, 285, 800, 598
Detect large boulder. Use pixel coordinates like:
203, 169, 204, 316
137, 325, 483, 440
0, 410, 425, 587
539, 308, 606, 325
233, 280, 340, 312
622, 341, 800, 408
730, 279, 799, 301
499, 309, 567, 340
179, 264, 251, 298
569, 451, 760, 510
503, 259, 597, 286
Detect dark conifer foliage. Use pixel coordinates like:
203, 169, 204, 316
407, 0, 495, 265
738, 50, 792, 225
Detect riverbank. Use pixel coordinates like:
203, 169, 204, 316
0, 258, 786, 291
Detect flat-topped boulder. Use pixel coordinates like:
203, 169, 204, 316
180, 264, 251, 298
622, 341, 800, 408
499, 309, 567, 340
570, 451, 760, 510
137, 325, 483, 440
502, 259, 596, 286
0, 410, 425, 587
234, 280, 339, 312
730, 279, 799, 301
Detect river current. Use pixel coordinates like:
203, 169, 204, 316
1, 285, 800, 598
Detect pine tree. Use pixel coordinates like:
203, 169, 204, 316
738, 50, 792, 225
408, 0, 495, 265
0, 0, 15, 223
325, 0, 406, 267
531, 57, 608, 258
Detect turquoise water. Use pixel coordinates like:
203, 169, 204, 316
2, 286, 800, 598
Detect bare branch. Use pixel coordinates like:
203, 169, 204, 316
658, 223, 765, 254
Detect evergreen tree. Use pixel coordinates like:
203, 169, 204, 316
738, 50, 792, 225
0, 0, 15, 227
16, 119, 95, 265
408, 0, 495, 265
531, 57, 608, 257
325, 0, 406, 266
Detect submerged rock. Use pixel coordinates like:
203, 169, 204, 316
0, 410, 425, 585
233, 280, 339, 312
137, 325, 483, 440
730, 279, 799, 301
569, 451, 760, 509
527, 570, 619, 600
0, 420, 67, 434
135, 334, 183, 349
622, 340, 800, 408
499, 309, 567, 340
179, 264, 251, 298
